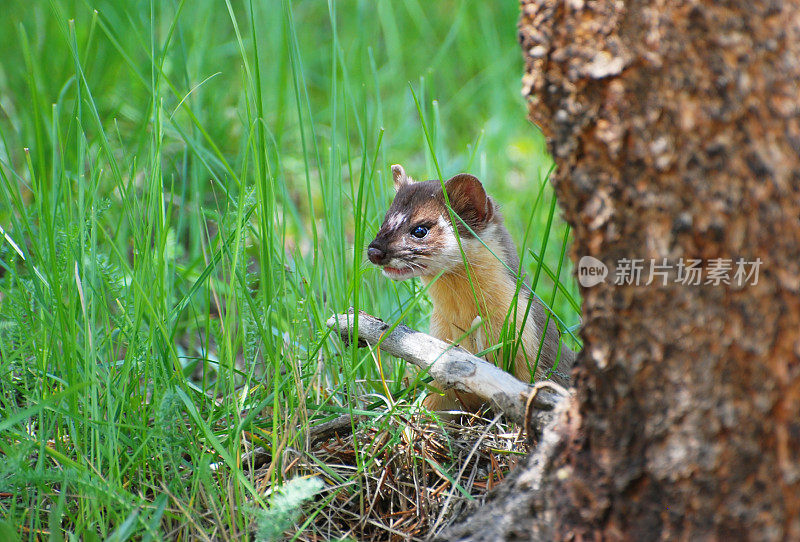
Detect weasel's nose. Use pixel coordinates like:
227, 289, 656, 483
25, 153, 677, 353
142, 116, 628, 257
367, 243, 387, 265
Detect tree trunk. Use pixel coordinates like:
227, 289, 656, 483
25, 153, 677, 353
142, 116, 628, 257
441, 0, 800, 539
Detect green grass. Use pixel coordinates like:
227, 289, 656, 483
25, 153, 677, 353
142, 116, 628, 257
0, 0, 579, 539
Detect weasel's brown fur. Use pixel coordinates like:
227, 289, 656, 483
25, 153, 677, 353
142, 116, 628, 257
367, 165, 574, 412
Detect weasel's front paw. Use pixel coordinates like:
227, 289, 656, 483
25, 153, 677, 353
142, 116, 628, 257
470, 315, 485, 353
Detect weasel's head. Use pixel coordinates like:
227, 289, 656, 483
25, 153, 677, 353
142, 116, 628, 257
367, 164, 495, 281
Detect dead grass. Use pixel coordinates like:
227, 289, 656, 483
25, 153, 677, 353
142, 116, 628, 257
255, 409, 528, 541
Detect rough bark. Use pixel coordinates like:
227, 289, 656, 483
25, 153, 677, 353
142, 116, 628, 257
441, 0, 800, 539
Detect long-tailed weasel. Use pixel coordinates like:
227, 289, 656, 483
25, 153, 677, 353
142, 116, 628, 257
367, 164, 575, 411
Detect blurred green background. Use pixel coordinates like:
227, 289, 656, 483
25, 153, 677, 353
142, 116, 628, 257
0, 0, 577, 538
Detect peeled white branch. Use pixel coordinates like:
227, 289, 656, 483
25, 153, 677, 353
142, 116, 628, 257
326, 309, 566, 427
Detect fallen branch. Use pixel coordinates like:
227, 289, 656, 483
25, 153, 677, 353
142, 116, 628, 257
326, 309, 567, 428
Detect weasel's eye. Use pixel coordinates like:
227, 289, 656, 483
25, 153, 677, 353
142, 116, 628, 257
410, 225, 429, 239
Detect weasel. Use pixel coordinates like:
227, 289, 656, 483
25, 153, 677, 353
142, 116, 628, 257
367, 164, 575, 411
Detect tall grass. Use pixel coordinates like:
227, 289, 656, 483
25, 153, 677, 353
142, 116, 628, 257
0, 0, 579, 538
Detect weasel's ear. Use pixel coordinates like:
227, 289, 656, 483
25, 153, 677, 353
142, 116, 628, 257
391, 164, 413, 191
444, 174, 494, 228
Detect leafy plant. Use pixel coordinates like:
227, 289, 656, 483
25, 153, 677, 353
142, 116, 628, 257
254, 477, 324, 542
